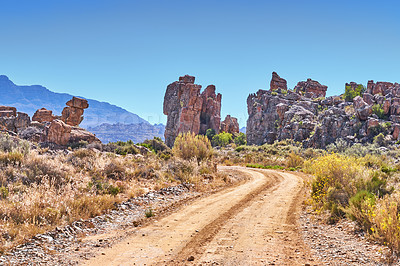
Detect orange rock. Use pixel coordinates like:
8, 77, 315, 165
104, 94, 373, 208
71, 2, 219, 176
32, 108, 55, 123
220, 115, 239, 134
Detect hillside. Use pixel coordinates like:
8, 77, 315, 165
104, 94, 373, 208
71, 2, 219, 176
0, 75, 148, 128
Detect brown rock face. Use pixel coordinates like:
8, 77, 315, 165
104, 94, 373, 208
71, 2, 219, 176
367, 80, 400, 96
0, 106, 17, 117
294, 79, 328, 98
163, 75, 224, 147
199, 85, 222, 135
270, 72, 287, 91
353, 96, 372, 121
0, 106, 30, 133
393, 124, 400, 140
32, 108, 55, 123
61, 97, 88, 126
69, 127, 100, 144
163, 75, 203, 147
220, 115, 239, 134
43, 119, 99, 146
44, 120, 72, 146
66, 96, 89, 109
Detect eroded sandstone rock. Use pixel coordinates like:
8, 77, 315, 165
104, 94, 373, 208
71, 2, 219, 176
294, 79, 328, 98
199, 85, 222, 135
163, 75, 224, 147
61, 97, 88, 126
2, 97, 97, 147
32, 108, 55, 123
44, 120, 72, 146
0, 107, 30, 133
353, 96, 372, 121
270, 72, 287, 91
0, 106, 17, 117
220, 115, 239, 134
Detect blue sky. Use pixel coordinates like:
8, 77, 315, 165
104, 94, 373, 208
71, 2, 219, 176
1, 0, 399, 127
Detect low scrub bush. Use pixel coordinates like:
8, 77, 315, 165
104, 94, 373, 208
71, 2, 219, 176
172, 132, 213, 163
233, 133, 247, 146
286, 152, 304, 169
246, 163, 285, 170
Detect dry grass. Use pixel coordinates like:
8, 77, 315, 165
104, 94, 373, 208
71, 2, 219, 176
0, 133, 229, 253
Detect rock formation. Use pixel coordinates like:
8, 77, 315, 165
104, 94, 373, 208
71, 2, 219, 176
1, 97, 99, 147
61, 97, 89, 126
199, 85, 222, 135
220, 115, 239, 134
0, 106, 30, 133
163, 75, 203, 147
270, 72, 287, 91
247, 72, 400, 148
163, 75, 227, 147
32, 108, 56, 123
294, 78, 328, 98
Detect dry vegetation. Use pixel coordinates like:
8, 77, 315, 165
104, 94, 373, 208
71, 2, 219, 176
221, 138, 400, 255
0, 133, 229, 253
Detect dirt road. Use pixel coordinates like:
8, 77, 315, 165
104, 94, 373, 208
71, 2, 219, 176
84, 166, 317, 265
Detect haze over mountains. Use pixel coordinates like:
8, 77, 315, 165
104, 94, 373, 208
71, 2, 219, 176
0, 75, 165, 142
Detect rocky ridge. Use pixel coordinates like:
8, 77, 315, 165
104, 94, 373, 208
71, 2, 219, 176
163, 75, 239, 147
247, 72, 400, 148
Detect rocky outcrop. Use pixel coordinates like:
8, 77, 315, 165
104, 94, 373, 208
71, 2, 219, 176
247, 72, 400, 147
61, 97, 88, 126
163, 75, 225, 147
270, 72, 287, 91
163, 75, 203, 147
367, 80, 400, 96
220, 115, 239, 134
294, 79, 328, 98
353, 96, 372, 121
3, 97, 99, 147
44, 120, 72, 146
199, 85, 222, 135
0, 106, 30, 133
32, 108, 56, 123
41, 119, 99, 146
0, 106, 17, 117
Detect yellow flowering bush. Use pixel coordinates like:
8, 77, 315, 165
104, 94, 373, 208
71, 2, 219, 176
304, 153, 362, 211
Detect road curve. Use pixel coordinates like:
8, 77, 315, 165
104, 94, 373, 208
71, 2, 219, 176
84, 166, 316, 265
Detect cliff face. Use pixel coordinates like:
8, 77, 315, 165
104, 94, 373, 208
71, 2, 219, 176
247, 72, 400, 148
163, 75, 237, 147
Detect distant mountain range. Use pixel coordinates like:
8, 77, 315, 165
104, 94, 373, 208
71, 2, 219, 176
87, 123, 165, 143
0, 75, 165, 143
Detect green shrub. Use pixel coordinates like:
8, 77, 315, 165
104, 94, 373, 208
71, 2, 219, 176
142, 137, 169, 154
233, 133, 247, 146
212, 132, 233, 147
115, 145, 139, 155
344, 84, 365, 102
347, 190, 375, 231
246, 164, 284, 170
205, 128, 216, 141
0, 186, 9, 199
145, 208, 154, 218
372, 104, 386, 119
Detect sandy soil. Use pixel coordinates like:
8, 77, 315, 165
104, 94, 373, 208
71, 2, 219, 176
83, 166, 316, 265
